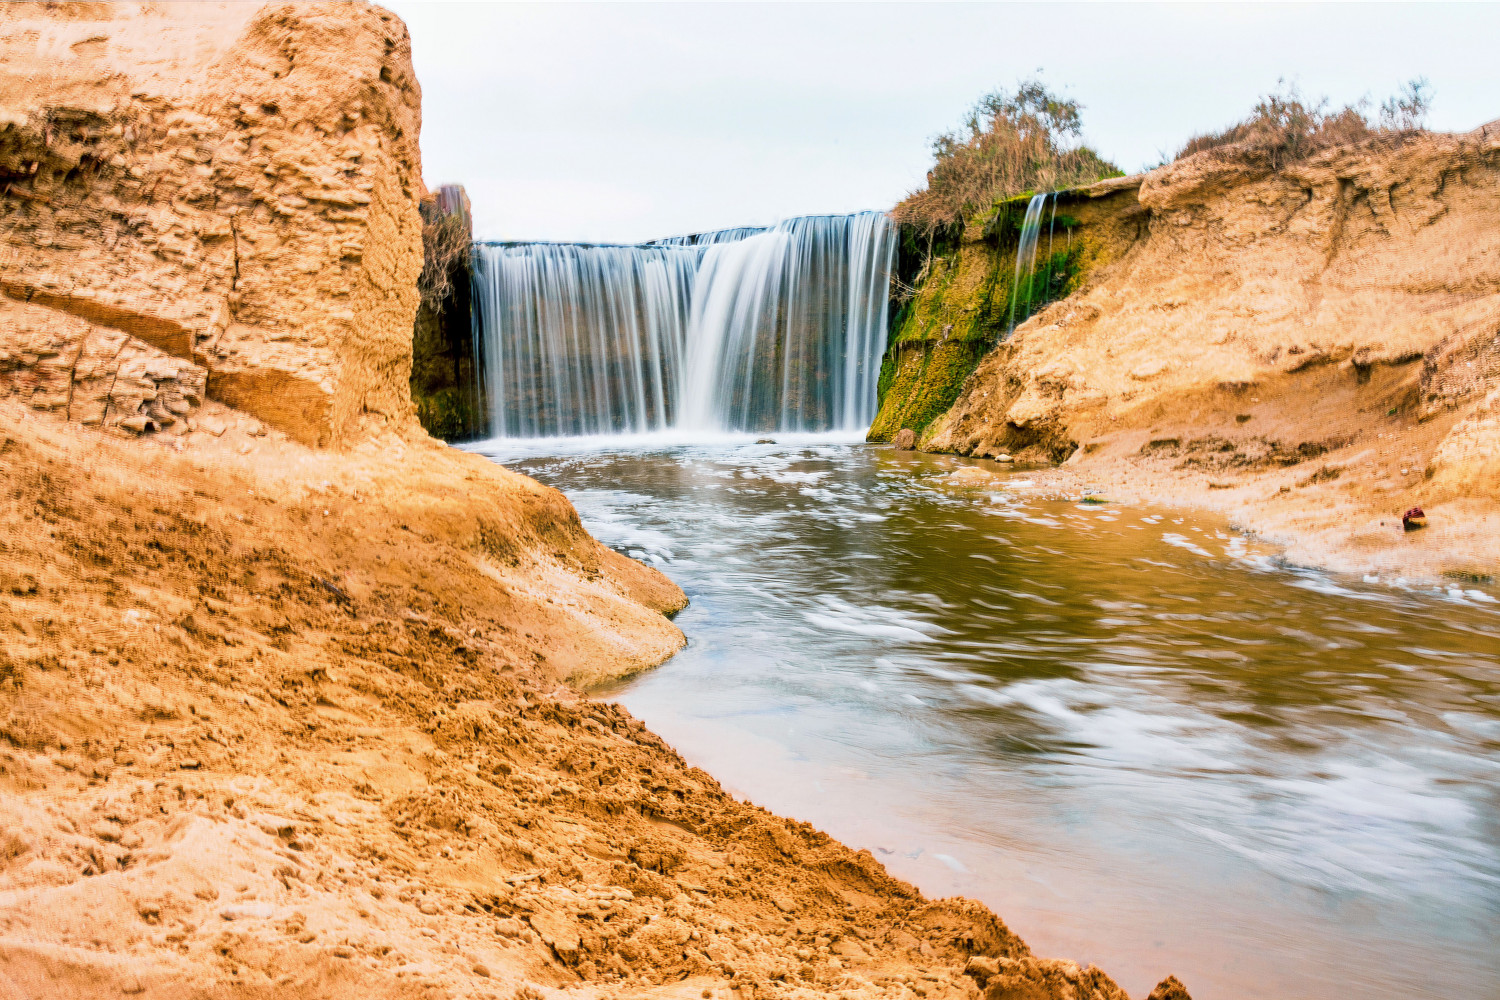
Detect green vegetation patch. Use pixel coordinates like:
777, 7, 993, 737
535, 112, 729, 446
869, 339, 988, 442
890, 244, 1006, 349
414, 386, 476, 442
874, 206, 1091, 444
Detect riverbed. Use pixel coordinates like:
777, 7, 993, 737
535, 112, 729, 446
473, 437, 1500, 1000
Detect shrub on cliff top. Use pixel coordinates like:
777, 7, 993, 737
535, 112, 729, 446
419, 201, 471, 312
893, 80, 1122, 237
1175, 78, 1432, 169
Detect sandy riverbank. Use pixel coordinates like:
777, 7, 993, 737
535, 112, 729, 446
0, 401, 1187, 1000
932, 438, 1500, 588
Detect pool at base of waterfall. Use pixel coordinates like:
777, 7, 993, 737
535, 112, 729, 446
471, 437, 1500, 1000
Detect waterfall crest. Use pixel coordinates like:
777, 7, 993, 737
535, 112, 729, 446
470, 212, 895, 439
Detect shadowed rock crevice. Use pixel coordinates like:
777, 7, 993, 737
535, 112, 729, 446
411, 183, 486, 441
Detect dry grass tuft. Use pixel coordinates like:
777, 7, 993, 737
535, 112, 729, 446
1175, 78, 1432, 170
418, 200, 472, 312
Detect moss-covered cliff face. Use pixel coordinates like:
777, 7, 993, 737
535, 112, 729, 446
411, 185, 487, 441
869, 178, 1146, 444
870, 221, 1006, 442
411, 285, 484, 441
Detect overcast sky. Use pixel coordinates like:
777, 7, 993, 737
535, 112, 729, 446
384, 2, 1500, 244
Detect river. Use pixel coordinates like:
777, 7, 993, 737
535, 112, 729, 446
473, 436, 1500, 1000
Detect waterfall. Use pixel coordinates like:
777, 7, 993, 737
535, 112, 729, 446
469, 212, 896, 439
1006, 192, 1057, 337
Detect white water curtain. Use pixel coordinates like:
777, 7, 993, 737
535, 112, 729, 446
470, 212, 896, 438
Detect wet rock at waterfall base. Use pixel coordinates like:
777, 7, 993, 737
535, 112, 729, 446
894, 428, 917, 450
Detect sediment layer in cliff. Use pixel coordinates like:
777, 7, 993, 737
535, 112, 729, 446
1, 0, 425, 448
900, 125, 1500, 578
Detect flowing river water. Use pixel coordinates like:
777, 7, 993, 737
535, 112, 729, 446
473, 437, 1500, 1000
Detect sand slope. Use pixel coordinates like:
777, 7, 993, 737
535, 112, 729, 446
0, 404, 1172, 999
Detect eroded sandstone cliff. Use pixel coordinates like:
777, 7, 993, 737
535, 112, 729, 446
1, 0, 423, 447
902, 125, 1500, 578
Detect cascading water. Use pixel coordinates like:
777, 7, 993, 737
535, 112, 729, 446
647, 227, 770, 248
1007, 192, 1057, 336
469, 212, 896, 438
466, 243, 697, 438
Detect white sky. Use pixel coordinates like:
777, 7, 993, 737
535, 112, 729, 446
384, 2, 1500, 244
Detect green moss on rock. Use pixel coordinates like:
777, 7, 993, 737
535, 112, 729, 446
413, 385, 476, 442
410, 294, 486, 442
869, 339, 988, 441
871, 181, 1133, 444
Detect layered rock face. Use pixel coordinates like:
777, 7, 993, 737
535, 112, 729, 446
0, 295, 206, 433
0, 0, 423, 446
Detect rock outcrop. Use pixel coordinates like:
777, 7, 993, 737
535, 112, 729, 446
904, 124, 1500, 577
0, 294, 205, 433
0, 0, 424, 446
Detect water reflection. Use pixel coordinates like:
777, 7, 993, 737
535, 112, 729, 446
476, 439, 1500, 1000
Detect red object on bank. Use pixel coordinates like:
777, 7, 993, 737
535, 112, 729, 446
1402, 507, 1427, 531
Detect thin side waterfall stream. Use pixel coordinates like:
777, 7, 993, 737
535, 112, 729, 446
468, 439, 1500, 1000
1008, 192, 1052, 334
